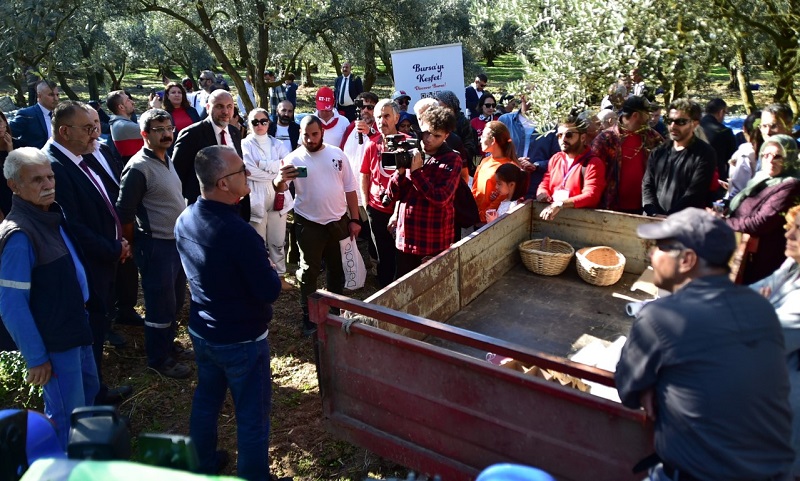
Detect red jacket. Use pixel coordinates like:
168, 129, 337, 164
537, 149, 606, 208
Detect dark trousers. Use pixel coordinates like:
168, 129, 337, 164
396, 250, 426, 279
114, 255, 139, 313
295, 214, 348, 321
366, 206, 396, 287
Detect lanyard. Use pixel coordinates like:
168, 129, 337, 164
560, 157, 582, 190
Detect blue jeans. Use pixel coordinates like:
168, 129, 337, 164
43, 345, 99, 449
189, 334, 272, 481
135, 236, 186, 367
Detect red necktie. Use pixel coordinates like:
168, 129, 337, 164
220, 129, 227, 145
78, 160, 123, 240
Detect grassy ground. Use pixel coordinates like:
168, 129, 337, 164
0, 54, 787, 480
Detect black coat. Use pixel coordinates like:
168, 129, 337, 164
700, 114, 737, 180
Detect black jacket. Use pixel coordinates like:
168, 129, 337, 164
700, 114, 737, 179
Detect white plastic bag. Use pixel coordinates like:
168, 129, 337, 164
340, 237, 366, 290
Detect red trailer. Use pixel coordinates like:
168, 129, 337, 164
310, 203, 658, 480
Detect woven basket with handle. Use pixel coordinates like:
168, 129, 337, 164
518, 237, 574, 276
576, 246, 626, 286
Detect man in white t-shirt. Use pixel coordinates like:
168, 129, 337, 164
314, 86, 350, 148
273, 115, 360, 336
268, 100, 298, 152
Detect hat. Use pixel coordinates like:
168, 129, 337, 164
392, 90, 411, 102
621, 95, 654, 115
316, 87, 335, 111
398, 111, 414, 125
636, 208, 736, 266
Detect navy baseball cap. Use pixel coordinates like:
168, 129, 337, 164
637, 208, 736, 266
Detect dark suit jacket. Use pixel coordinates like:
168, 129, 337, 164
173, 118, 243, 204
268, 121, 299, 151
9, 104, 49, 149
465, 85, 480, 119
700, 114, 737, 180
83, 144, 123, 202
46, 143, 122, 310
334, 75, 364, 108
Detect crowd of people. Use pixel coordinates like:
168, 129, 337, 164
1, 63, 800, 480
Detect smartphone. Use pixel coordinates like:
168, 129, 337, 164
296, 165, 308, 178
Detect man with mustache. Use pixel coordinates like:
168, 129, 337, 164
0, 147, 97, 448
117, 109, 192, 379
46, 101, 133, 404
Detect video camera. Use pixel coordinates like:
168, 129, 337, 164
381, 134, 419, 169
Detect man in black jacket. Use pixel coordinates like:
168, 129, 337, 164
642, 98, 716, 216
699, 98, 737, 180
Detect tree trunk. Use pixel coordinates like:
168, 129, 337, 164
7, 71, 26, 107
86, 70, 99, 101
302, 59, 314, 87
363, 41, 377, 92
772, 38, 797, 107
55, 72, 80, 100
320, 33, 341, 77
726, 66, 738, 91
734, 44, 756, 114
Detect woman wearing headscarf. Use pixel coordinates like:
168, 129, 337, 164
751, 204, 800, 478
725, 134, 800, 283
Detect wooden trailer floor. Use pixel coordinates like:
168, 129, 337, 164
434, 264, 653, 360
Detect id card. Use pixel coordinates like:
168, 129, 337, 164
553, 189, 570, 202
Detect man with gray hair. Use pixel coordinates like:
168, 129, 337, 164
0, 147, 97, 448
175, 145, 281, 480
117, 108, 191, 379
10, 80, 59, 149
616, 208, 793, 480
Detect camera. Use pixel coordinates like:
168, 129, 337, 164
381, 134, 419, 169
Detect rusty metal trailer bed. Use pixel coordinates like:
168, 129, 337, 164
310, 202, 658, 481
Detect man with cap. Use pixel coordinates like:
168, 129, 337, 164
392, 90, 418, 132
642, 98, 716, 217
592, 95, 663, 213
334, 62, 363, 122
314, 86, 350, 149
616, 207, 794, 480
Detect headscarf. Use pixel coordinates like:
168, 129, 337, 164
729, 134, 799, 212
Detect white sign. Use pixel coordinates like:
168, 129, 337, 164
391, 43, 466, 116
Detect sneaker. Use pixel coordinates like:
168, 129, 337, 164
280, 277, 295, 291
153, 358, 192, 379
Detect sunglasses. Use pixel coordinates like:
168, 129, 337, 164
362, 105, 375, 111
483, 103, 496, 108
556, 130, 579, 139
666, 118, 691, 126
251, 118, 269, 126
397, 99, 409, 105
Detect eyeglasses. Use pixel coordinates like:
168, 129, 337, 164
251, 118, 269, 126
149, 126, 175, 134
216, 164, 248, 183
65, 125, 99, 135
761, 152, 785, 163
483, 103, 496, 108
362, 105, 375, 111
666, 118, 691, 126
556, 130, 579, 139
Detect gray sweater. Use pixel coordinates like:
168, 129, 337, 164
116, 148, 185, 240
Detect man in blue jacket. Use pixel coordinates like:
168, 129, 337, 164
175, 145, 282, 481
0, 147, 98, 448
9, 80, 59, 149
498, 94, 560, 197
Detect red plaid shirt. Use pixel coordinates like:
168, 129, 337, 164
388, 146, 462, 256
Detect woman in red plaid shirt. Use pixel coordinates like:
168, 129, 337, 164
388, 106, 463, 278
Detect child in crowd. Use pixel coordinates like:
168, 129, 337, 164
487, 163, 528, 222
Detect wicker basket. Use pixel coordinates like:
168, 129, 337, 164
576, 246, 626, 286
519, 238, 575, 276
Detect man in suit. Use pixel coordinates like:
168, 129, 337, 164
334, 62, 364, 122
45, 101, 132, 404
465, 74, 488, 119
174, 90, 243, 205
86, 108, 143, 334
10, 80, 59, 149
699, 98, 737, 182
